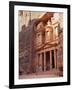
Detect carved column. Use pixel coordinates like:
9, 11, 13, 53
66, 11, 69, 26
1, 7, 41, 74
44, 52, 46, 71
36, 54, 39, 73
54, 49, 57, 68
50, 50, 52, 69
39, 53, 42, 72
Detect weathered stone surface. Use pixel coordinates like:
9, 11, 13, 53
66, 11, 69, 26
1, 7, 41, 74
19, 13, 63, 77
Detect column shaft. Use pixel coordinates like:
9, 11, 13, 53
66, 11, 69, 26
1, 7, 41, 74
50, 51, 52, 69
39, 53, 42, 71
54, 49, 57, 68
44, 52, 46, 71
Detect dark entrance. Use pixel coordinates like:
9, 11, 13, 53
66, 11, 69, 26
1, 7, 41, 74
46, 51, 50, 70
42, 53, 44, 71
51, 50, 55, 68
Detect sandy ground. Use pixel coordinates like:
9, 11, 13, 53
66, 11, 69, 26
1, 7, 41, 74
19, 70, 60, 79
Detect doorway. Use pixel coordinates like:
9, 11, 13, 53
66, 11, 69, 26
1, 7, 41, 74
46, 51, 50, 71
42, 53, 44, 71
51, 50, 55, 68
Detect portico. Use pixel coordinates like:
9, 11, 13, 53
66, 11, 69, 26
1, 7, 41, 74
36, 48, 58, 72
